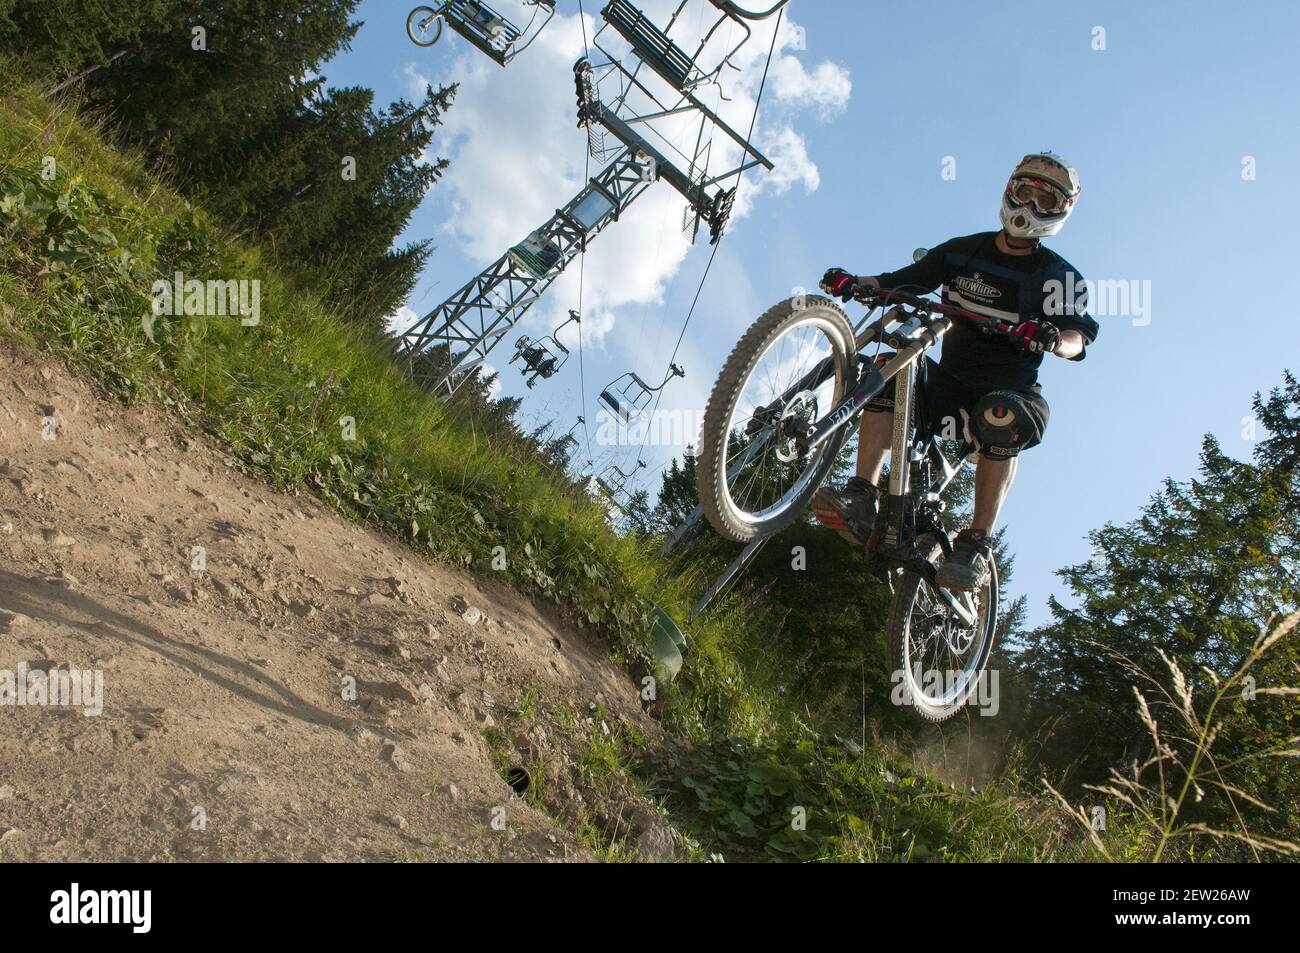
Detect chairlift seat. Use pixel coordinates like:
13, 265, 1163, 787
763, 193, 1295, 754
599, 364, 682, 423
599, 389, 636, 422
594, 460, 645, 513
599, 374, 653, 422
594, 476, 629, 515
510, 313, 578, 386
602, 0, 699, 91
512, 340, 560, 387
507, 234, 561, 278
445, 0, 521, 63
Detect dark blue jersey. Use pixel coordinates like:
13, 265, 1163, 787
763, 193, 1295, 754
876, 231, 1098, 390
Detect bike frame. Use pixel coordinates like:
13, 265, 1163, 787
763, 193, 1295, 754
670, 290, 1004, 623
793, 294, 1001, 625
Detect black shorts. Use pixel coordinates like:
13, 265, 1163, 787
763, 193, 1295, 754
864, 356, 1050, 459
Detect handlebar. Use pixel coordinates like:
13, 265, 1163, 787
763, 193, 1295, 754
823, 282, 1017, 337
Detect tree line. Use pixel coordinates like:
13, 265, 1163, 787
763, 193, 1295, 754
1, 0, 453, 329
634, 376, 1300, 852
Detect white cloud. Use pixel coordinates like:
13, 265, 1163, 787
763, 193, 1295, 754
386, 304, 418, 337
768, 54, 852, 120
395, 1, 850, 383
756, 125, 820, 195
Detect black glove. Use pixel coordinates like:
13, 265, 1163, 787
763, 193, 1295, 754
1010, 320, 1061, 354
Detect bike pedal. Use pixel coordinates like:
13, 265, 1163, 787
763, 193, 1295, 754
812, 504, 865, 551
812, 506, 846, 530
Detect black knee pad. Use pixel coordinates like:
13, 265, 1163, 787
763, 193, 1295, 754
966, 391, 1044, 460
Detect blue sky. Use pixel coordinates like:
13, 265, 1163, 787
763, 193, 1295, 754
324, 0, 1300, 627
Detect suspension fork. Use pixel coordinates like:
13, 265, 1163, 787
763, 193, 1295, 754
881, 360, 916, 549
801, 316, 950, 454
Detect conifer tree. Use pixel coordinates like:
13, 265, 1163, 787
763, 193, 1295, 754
1013, 372, 1299, 841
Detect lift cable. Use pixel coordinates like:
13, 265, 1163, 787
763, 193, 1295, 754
574, 147, 597, 474
633, 6, 783, 473
570, 0, 596, 475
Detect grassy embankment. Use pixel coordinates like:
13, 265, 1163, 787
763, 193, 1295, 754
0, 68, 1092, 861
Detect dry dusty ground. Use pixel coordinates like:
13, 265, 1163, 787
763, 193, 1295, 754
0, 339, 678, 862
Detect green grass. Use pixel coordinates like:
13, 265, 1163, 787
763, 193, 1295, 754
0, 67, 806, 743
0, 77, 663, 656
0, 67, 1109, 862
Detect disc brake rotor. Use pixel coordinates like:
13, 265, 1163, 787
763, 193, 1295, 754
774, 390, 817, 463
942, 591, 979, 655
945, 621, 974, 656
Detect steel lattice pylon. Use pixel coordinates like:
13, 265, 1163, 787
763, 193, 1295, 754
393, 0, 781, 399
393, 147, 654, 395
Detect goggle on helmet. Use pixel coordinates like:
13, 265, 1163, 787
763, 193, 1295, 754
1000, 152, 1080, 239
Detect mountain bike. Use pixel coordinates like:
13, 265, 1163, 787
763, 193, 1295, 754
695, 284, 1014, 722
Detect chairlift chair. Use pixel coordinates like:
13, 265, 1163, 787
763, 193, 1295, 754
594, 460, 647, 514
406, 1, 557, 67
598, 363, 685, 424
596, 0, 790, 95
506, 228, 563, 279
509, 310, 581, 388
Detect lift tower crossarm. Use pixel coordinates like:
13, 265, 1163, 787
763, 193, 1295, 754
393, 147, 654, 396
394, 3, 788, 400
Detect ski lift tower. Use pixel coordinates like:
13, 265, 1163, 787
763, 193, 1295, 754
393, 0, 786, 398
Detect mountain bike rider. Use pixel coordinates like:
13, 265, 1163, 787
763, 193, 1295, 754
813, 152, 1098, 591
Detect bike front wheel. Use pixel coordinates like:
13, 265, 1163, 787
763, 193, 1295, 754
886, 534, 999, 723
696, 295, 857, 543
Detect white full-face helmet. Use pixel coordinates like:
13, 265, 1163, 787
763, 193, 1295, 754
1000, 152, 1081, 240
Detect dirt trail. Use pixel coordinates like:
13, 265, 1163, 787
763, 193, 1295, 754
0, 339, 671, 862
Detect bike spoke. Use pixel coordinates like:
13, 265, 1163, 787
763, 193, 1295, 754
722, 321, 839, 521
904, 568, 992, 710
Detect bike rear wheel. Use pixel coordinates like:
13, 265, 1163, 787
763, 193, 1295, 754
696, 296, 857, 543
886, 533, 999, 723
